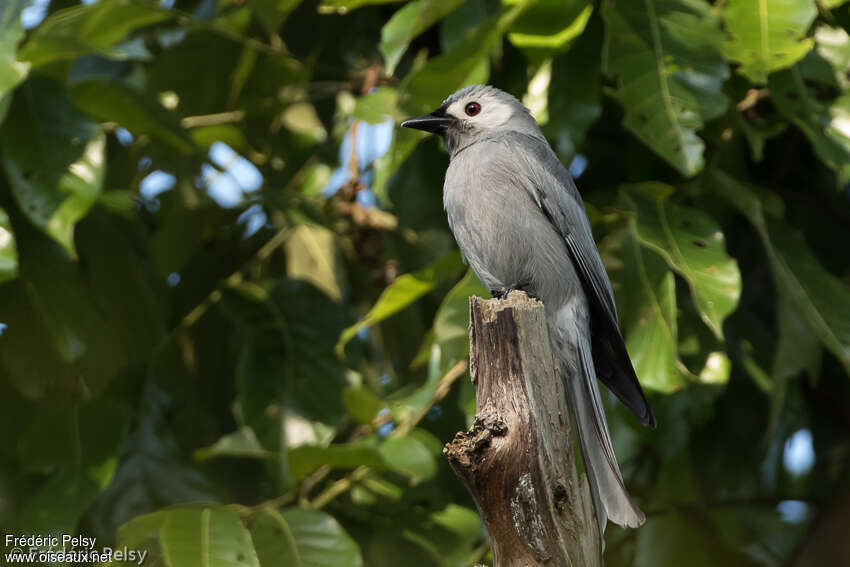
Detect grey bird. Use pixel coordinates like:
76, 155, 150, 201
402, 85, 655, 531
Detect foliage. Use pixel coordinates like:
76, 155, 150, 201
1, 0, 850, 565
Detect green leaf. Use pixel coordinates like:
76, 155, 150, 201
336, 252, 464, 353
18, 464, 118, 533
768, 295, 822, 433
13, 399, 126, 533
708, 506, 809, 565
343, 386, 386, 424
396, 502, 484, 566
0, 207, 17, 283
379, 0, 464, 75
228, 279, 349, 477
424, 504, 484, 565
115, 510, 168, 550
147, 31, 246, 116
281, 102, 327, 143
279, 507, 364, 567
772, 296, 821, 384
285, 223, 345, 302
194, 426, 275, 461
0, 220, 128, 400
19, 2, 170, 68
508, 0, 588, 38
737, 110, 788, 162
769, 68, 850, 183
507, 1, 592, 59
272, 280, 348, 424
710, 171, 850, 377
398, 271, 486, 422
416, 268, 487, 377
399, 1, 531, 114
247, 508, 300, 567
353, 87, 398, 123
232, 336, 293, 491
158, 508, 260, 567
74, 211, 167, 366
1, 78, 104, 254
614, 229, 684, 392
372, 127, 421, 205
288, 441, 385, 480
802, 25, 850, 90
0, 280, 76, 399
85, 385, 223, 536
250, 0, 302, 34
431, 268, 487, 358
378, 428, 440, 483
545, 13, 603, 158
602, 0, 728, 176
636, 511, 761, 567
225, 280, 350, 427
71, 80, 195, 154
401, 270, 483, 425
318, 0, 403, 14
768, 224, 850, 375
191, 124, 249, 151
697, 351, 731, 385
623, 184, 742, 339
721, 0, 817, 83
0, 0, 30, 122
439, 0, 491, 52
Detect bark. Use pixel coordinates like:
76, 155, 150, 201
443, 292, 601, 567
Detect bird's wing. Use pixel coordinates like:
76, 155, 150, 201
507, 131, 656, 428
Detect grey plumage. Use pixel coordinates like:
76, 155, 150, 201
402, 84, 655, 531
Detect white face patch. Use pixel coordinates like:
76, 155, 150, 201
445, 93, 515, 131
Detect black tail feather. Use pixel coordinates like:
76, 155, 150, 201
590, 313, 656, 428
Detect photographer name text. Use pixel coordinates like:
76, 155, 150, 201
4, 534, 148, 565
6, 535, 97, 550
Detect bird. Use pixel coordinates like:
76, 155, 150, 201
401, 85, 655, 531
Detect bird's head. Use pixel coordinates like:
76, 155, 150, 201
401, 85, 537, 154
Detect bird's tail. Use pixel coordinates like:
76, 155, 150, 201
552, 318, 645, 533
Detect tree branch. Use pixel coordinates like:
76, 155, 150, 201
444, 292, 601, 567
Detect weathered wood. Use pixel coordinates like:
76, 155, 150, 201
443, 292, 601, 567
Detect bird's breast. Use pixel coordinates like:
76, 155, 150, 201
443, 145, 579, 303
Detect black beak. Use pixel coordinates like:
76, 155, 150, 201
401, 108, 453, 135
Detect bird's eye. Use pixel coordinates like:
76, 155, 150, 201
465, 102, 481, 116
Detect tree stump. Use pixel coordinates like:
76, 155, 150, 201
443, 292, 601, 567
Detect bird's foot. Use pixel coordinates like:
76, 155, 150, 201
490, 283, 538, 301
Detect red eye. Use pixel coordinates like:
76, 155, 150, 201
465, 102, 481, 116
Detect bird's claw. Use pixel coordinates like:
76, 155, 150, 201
491, 284, 538, 301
